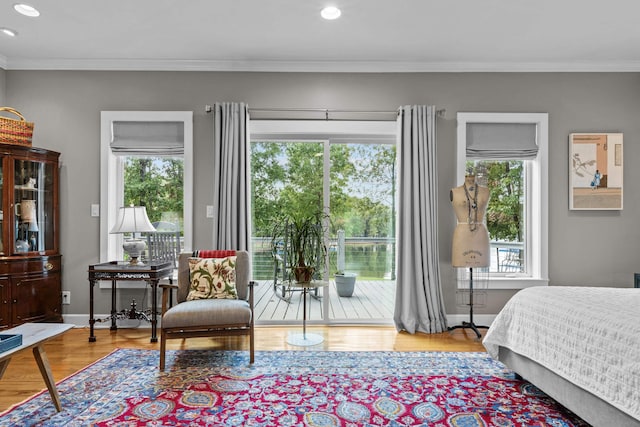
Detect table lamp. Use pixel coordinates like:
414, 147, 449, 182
110, 205, 156, 265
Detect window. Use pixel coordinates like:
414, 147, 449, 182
100, 111, 193, 266
457, 112, 548, 289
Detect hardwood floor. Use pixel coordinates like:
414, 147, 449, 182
0, 325, 487, 412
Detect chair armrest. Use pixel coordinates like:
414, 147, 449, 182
160, 283, 178, 290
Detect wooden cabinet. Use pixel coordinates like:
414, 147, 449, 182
0, 143, 61, 329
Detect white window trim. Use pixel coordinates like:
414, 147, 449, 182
456, 112, 549, 289
100, 111, 193, 266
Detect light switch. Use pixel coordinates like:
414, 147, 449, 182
206, 205, 214, 218
91, 204, 100, 217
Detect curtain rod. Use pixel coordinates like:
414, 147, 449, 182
204, 105, 446, 121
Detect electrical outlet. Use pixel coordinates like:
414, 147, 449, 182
206, 205, 214, 218
62, 291, 70, 305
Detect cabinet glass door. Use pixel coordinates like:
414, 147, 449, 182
14, 159, 55, 254
0, 161, 3, 255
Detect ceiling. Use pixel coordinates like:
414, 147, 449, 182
1, 0, 640, 72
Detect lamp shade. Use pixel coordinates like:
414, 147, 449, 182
110, 206, 156, 234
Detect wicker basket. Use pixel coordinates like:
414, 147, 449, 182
0, 107, 34, 146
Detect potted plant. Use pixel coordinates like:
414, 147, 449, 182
271, 211, 326, 284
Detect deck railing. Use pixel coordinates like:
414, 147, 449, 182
252, 236, 396, 280
252, 237, 524, 279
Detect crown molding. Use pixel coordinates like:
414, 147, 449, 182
5, 58, 640, 73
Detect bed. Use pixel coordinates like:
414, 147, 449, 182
483, 286, 640, 427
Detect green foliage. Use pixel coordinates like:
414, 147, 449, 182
251, 141, 396, 241
252, 141, 397, 280
469, 160, 524, 242
123, 157, 184, 228
251, 143, 286, 236
272, 210, 327, 271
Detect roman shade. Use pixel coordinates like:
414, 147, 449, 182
466, 123, 538, 159
110, 121, 184, 155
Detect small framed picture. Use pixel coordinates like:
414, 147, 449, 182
569, 133, 623, 210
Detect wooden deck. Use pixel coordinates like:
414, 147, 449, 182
254, 279, 396, 324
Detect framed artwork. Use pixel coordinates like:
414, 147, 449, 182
569, 133, 623, 210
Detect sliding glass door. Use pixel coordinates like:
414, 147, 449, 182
327, 143, 396, 321
250, 121, 397, 325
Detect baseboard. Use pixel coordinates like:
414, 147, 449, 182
63, 314, 153, 329
446, 314, 496, 327
63, 313, 497, 330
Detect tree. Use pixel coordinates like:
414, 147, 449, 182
471, 160, 524, 242
251, 143, 286, 236
251, 140, 397, 279
124, 157, 184, 227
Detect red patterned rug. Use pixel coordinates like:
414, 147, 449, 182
0, 349, 589, 426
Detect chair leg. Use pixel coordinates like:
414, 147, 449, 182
159, 331, 167, 371
249, 331, 255, 364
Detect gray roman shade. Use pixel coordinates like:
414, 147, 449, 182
466, 123, 538, 159
110, 121, 185, 155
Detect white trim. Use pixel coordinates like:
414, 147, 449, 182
64, 313, 497, 329
446, 313, 497, 327
62, 314, 154, 329
6, 58, 640, 73
456, 112, 549, 290
99, 111, 193, 276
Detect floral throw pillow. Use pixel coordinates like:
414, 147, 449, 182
186, 256, 238, 300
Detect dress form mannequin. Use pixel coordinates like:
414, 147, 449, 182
449, 174, 490, 338
450, 175, 490, 268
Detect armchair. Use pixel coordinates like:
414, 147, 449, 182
159, 250, 255, 370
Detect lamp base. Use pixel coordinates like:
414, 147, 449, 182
123, 239, 147, 266
127, 256, 144, 266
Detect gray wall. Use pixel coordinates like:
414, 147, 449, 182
0, 68, 5, 105
5, 71, 640, 317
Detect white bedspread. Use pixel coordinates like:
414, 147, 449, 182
483, 286, 640, 421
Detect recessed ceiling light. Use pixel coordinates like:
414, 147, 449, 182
1, 27, 18, 37
321, 6, 341, 20
13, 3, 40, 17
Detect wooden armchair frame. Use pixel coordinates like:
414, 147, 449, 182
159, 250, 255, 370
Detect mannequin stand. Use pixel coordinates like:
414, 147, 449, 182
448, 267, 489, 339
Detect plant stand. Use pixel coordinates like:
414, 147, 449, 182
287, 281, 327, 346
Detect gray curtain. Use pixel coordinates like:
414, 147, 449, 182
212, 102, 251, 250
394, 105, 448, 334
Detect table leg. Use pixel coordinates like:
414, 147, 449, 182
0, 358, 10, 379
286, 283, 323, 347
89, 278, 96, 342
150, 279, 158, 343
110, 279, 118, 331
302, 286, 307, 339
32, 345, 62, 412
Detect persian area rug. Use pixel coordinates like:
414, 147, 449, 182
0, 349, 589, 427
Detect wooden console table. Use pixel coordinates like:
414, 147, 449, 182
0, 323, 73, 412
88, 261, 173, 343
